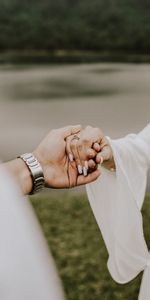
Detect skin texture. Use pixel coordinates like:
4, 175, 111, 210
5, 158, 33, 195
4, 125, 101, 195
66, 126, 115, 174
4, 125, 115, 195
33, 125, 100, 189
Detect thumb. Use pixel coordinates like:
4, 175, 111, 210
61, 125, 82, 139
96, 145, 112, 164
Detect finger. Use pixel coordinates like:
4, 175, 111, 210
88, 165, 98, 174
82, 148, 97, 175
66, 134, 87, 165
86, 148, 97, 159
88, 159, 98, 174
71, 125, 82, 135
67, 161, 78, 188
61, 125, 82, 139
66, 134, 85, 174
88, 159, 97, 169
82, 126, 103, 145
70, 138, 82, 174
77, 148, 87, 176
77, 144, 97, 177
77, 169, 100, 186
76, 141, 97, 176
66, 135, 74, 162
76, 141, 89, 176
96, 145, 112, 164
93, 142, 101, 152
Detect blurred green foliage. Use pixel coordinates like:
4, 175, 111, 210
0, 0, 150, 54
30, 191, 150, 300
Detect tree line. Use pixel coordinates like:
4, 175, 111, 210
0, 0, 150, 53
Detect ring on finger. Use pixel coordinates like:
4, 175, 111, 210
71, 135, 80, 142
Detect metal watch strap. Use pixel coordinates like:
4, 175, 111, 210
19, 153, 45, 194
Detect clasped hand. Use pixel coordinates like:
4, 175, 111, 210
34, 125, 113, 189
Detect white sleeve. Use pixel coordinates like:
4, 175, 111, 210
86, 124, 150, 296
0, 166, 65, 300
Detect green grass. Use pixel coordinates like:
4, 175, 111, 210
30, 192, 150, 300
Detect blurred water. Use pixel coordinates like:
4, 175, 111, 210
0, 63, 149, 161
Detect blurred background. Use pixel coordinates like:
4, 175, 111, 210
0, 1, 150, 299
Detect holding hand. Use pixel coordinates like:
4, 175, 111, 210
4, 125, 113, 195
66, 126, 115, 176
33, 125, 100, 189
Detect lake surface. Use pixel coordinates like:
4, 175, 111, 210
0, 63, 149, 161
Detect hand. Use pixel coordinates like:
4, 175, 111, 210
66, 126, 114, 176
33, 125, 100, 189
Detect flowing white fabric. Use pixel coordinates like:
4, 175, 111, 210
86, 123, 150, 300
0, 166, 65, 300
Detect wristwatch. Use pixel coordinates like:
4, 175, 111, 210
19, 153, 45, 194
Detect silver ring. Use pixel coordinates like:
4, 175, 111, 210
71, 135, 80, 142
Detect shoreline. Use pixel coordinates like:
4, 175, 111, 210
1, 50, 150, 64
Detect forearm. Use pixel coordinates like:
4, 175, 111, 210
4, 158, 33, 195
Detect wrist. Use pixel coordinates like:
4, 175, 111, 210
5, 158, 33, 195
19, 153, 45, 194
33, 149, 52, 187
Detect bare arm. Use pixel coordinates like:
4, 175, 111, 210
2, 125, 100, 195
4, 158, 33, 195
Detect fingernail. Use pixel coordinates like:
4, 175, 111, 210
78, 165, 82, 174
83, 166, 88, 177
84, 161, 88, 169
100, 156, 104, 164
69, 154, 74, 162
